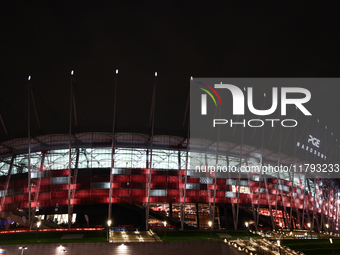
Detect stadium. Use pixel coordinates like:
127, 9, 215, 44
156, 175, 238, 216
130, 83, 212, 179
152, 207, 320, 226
0, 75, 339, 235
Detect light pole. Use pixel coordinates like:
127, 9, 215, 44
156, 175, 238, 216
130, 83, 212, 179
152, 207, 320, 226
19, 246, 28, 255
35, 221, 41, 244
107, 220, 112, 242
307, 223, 312, 239
329, 238, 335, 255
245, 222, 249, 240
163, 221, 167, 242
280, 222, 284, 239
277, 240, 282, 255
326, 223, 329, 234
208, 221, 212, 239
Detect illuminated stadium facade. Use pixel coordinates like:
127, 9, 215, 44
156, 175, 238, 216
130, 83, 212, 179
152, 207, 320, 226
0, 75, 339, 234
0, 132, 339, 232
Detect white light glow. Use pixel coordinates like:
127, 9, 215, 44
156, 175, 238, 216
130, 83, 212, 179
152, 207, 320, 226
155, 72, 157, 77
116, 69, 118, 74
190, 76, 193, 81
118, 243, 128, 252
28, 76, 31, 81
71, 70, 74, 75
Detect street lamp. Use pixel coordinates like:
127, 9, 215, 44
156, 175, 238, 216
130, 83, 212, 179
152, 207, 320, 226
330, 238, 335, 255
245, 222, 249, 240
163, 221, 167, 242
307, 223, 312, 239
208, 221, 212, 239
107, 220, 112, 242
277, 240, 282, 255
35, 221, 41, 244
19, 246, 28, 255
326, 223, 329, 234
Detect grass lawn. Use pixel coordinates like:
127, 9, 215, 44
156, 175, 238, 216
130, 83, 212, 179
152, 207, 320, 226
217, 230, 260, 239
282, 239, 340, 255
0, 230, 107, 245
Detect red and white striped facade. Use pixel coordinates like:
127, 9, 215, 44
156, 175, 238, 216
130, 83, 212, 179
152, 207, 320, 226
0, 132, 338, 231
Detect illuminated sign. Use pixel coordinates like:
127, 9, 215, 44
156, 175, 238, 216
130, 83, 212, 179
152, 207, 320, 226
308, 135, 320, 148
296, 136, 326, 160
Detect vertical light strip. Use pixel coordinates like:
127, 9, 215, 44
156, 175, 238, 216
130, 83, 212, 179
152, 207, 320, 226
201, 94, 207, 115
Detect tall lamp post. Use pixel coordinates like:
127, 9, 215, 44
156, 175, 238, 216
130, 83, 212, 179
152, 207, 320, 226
330, 238, 335, 255
245, 222, 249, 240
277, 240, 282, 255
107, 220, 112, 242
208, 221, 212, 239
307, 223, 312, 239
35, 221, 41, 244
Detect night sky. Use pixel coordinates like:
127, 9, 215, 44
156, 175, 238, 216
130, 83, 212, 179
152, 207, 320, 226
1, 1, 340, 142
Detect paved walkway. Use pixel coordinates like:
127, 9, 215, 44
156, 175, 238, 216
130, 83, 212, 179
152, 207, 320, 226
0, 241, 244, 255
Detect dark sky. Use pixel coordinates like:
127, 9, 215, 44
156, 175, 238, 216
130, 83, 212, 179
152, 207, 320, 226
1, 1, 340, 142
